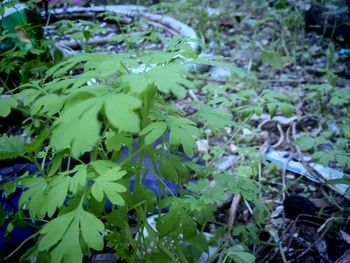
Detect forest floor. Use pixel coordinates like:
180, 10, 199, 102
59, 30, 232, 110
1, 1, 350, 262
149, 2, 350, 262
150, 2, 350, 262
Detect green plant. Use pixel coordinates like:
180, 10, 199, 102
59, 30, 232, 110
294, 132, 350, 170
0, 36, 264, 262
0, 1, 61, 91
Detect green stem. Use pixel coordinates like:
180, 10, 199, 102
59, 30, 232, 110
135, 86, 154, 187
14, 107, 56, 120
150, 157, 176, 197
209, 114, 253, 166
23, 154, 46, 176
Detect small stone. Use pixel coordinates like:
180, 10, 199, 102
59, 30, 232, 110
196, 139, 209, 153
209, 67, 231, 80
242, 128, 252, 136
229, 144, 238, 153
225, 127, 232, 134
286, 174, 295, 180
271, 205, 284, 218
215, 156, 238, 171
91, 253, 117, 263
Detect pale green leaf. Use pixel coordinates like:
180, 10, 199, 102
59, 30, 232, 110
46, 179, 69, 217
80, 210, 105, 250
312, 151, 335, 166
104, 94, 142, 133
96, 167, 126, 182
39, 208, 105, 263
31, 94, 65, 116
70, 165, 87, 194
166, 116, 201, 157
140, 122, 167, 145
95, 59, 121, 77
39, 211, 75, 251
105, 133, 132, 152
102, 183, 125, 206
120, 73, 149, 94
294, 135, 314, 151
0, 96, 17, 117
90, 160, 119, 176
194, 104, 233, 129
50, 218, 82, 263
51, 98, 103, 158
91, 183, 104, 202
225, 245, 255, 263
335, 153, 350, 168
145, 63, 191, 98
15, 88, 42, 106
261, 50, 284, 68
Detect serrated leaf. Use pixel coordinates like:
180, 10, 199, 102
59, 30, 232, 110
261, 50, 284, 68
140, 122, 167, 145
120, 73, 149, 94
195, 104, 233, 129
95, 167, 126, 182
69, 165, 87, 194
45, 177, 69, 217
146, 63, 192, 98
131, 184, 156, 211
51, 98, 103, 158
0, 96, 17, 117
91, 183, 104, 202
50, 218, 81, 263
0, 134, 25, 160
279, 102, 294, 116
312, 151, 335, 166
31, 94, 65, 116
104, 94, 142, 133
49, 61, 80, 79
267, 103, 277, 118
294, 134, 314, 151
39, 208, 104, 263
102, 183, 125, 205
91, 164, 127, 206
95, 58, 121, 77
15, 88, 42, 106
90, 160, 119, 175
19, 177, 48, 220
187, 179, 210, 194
335, 153, 350, 168
181, 213, 197, 240
79, 210, 104, 250
160, 156, 179, 181
39, 211, 75, 251
166, 116, 201, 157
105, 132, 133, 153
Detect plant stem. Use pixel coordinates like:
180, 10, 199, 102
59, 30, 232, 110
23, 154, 46, 176
4, 233, 39, 260
209, 114, 253, 166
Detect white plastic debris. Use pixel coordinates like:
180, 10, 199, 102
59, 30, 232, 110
209, 66, 231, 81
265, 147, 350, 198
215, 156, 238, 171
271, 205, 284, 218
196, 139, 209, 153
